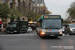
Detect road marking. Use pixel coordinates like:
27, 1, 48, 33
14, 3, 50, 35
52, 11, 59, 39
0, 34, 37, 36
62, 34, 70, 36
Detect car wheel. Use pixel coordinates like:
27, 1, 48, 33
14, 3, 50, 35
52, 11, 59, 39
69, 33, 72, 35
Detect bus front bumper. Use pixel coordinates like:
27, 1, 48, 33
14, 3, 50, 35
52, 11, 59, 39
6, 31, 18, 33
40, 32, 62, 37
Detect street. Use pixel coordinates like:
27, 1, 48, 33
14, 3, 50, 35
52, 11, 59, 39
0, 30, 75, 50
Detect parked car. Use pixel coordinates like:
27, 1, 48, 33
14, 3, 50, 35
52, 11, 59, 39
69, 24, 75, 35
27, 27, 32, 32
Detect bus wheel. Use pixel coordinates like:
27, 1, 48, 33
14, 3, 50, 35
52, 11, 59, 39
39, 34, 45, 38
18, 31, 20, 34
39, 36, 44, 38
54, 36, 58, 38
23, 30, 26, 33
69, 32, 72, 35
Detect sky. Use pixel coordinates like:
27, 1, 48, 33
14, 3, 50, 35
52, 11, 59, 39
44, 0, 75, 19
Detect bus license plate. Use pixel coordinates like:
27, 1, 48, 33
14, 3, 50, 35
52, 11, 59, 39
10, 32, 13, 33
50, 35, 54, 36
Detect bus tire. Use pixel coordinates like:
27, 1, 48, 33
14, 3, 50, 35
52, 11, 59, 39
55, 36, 58, 38
40, 36, 46, 39
18, 31, 20, 34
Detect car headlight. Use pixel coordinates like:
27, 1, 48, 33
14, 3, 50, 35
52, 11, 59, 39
70, 29, 72, 31
14, 31, 17, 32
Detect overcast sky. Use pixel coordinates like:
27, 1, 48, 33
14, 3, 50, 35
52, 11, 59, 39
44, 0, 75, 19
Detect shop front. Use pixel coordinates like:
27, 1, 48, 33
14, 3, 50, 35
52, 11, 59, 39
0, 21, 3, 32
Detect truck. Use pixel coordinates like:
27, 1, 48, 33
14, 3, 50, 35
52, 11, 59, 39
6, 21, 28, 34
28, 20, 38, 30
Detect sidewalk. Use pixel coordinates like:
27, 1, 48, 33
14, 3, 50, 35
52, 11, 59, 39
0, 32, 5, 34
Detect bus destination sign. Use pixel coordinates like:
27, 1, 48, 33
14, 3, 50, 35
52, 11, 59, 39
43, 15, 60, 19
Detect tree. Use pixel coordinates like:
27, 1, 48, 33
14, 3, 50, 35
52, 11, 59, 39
0, 4, 10, 18
67, 2, 75, 18
9, 9, 22, 22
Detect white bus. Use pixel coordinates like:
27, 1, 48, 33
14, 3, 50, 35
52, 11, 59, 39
36, 14, 63, 38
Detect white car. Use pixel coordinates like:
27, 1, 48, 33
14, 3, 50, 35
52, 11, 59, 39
69, 24, 75, 35
27, 27, 32, 32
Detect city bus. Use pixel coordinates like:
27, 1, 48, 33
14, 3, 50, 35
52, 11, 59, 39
36, 14, 63, 38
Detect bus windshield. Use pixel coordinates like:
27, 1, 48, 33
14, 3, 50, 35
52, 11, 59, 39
42, 19, 61, 29
8, 23, 17, 27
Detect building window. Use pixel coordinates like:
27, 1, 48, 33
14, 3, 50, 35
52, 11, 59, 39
10, 3, 12, 8
22, 18, 25, 21
10, 0, 12, 3
2, 0, 5, 3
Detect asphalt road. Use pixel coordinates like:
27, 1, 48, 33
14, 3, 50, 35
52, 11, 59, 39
0, 31, 75, 50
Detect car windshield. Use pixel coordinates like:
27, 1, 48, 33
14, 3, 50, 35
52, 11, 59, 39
69, 24, 75, 28
42, 19, 62, 29
8, 23, 16, 27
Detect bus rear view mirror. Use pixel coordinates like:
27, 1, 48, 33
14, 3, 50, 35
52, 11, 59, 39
39, 19, 42, 23
62, 19, 63, 22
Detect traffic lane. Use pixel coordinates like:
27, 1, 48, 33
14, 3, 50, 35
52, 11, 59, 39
0, 30, 35, 35
0, 34, 75, 50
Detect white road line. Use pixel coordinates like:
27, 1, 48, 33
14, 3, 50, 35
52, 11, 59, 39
0, 34, 37, 36
62, 34, 70, 36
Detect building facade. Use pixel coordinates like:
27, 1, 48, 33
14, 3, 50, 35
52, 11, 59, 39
0, 0, 33, 28
32, 0, 48, 14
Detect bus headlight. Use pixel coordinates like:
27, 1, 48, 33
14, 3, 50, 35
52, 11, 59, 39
41, 29, 46, 32
70, 29, 72, 31
60, 32, 62, 34
41, 32, 45, 35
58, 29, 62, 34
39, 29, 46, 36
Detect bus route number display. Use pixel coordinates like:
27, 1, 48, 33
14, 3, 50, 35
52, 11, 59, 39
43, 16, 60, 18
